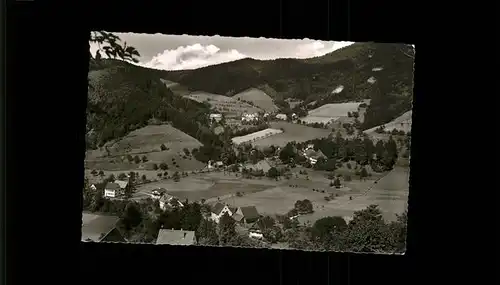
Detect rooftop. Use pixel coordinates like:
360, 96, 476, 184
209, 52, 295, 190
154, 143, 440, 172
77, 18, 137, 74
156, 229, 196, 246
239, 206, 260, 220
81, 213, 120, 242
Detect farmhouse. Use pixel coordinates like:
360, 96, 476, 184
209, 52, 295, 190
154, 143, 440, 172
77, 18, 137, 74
114, 180, 129, 189
104, 182, 121, 198
151, 188, 167, 199
248, 217, 275, 239
234, 206, 261, 224
275, 113, 287, 120
156, 229, 196, 246
208, 160, 224, 170
303, 149, 327, 165
81, 213, 126, 243
210, 203, 237, 223
89, 184, 97, 191
159, 194, 184, 210
209, 113, 223, 122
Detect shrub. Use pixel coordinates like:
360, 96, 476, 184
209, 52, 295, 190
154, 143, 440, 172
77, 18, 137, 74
160, 144, 167, 151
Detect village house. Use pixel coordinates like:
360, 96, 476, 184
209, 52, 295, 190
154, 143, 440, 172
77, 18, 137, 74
159, 193, 184, 210
209, 113, 223, 122
233, 206, 261, 224
81, 213, 126, 243
156, 229, 196, 246
89, 184, 97, 191
291, 113, 298, 120
210, 203, 237, 223
275, 113, 287, 120
248, 217, 275, 239
151, 188, 167, 199
208, 160, 224, 170
303, 148, 327, 165
104, 182, 122, 198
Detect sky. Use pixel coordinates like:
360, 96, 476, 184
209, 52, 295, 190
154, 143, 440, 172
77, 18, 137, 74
89, 32, 354, 71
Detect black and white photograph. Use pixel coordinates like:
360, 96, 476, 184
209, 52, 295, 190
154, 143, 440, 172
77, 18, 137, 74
83, 31, 414, 254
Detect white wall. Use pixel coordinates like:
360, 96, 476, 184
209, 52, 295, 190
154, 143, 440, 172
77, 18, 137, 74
104, 189, 116, 198
249, 232, 263, 239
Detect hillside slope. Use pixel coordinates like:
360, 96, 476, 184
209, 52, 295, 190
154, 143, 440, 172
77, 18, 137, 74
233, 88, 278, 112
87, 59, 217, 150
159, 42, 414, 129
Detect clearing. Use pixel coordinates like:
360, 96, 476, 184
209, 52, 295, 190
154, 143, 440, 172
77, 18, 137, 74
159, 79, 191, 96
135, 171, 276, 202
231, 128, 284, 145
301, 102, 363, 124
233, 88, 279, 113
364, 110, 412, 134
214, 164, 404, 223
183, 91, 261, 118
250, 121, 331, 148
85, 124, 205, 172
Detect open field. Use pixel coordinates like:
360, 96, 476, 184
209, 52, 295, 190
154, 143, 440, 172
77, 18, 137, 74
301, 102, 363, 124
135, 171, 278, 202
85, 124, 205, 172
231, 128, 283, 145
250, 121, 331, 147
183, 91, 261, 117
212, 165, 409, 224
233, 88, 278, 112
364, 110, 412, 134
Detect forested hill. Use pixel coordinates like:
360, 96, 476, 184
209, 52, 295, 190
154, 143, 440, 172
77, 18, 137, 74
86, 59, 217, 150
86, 42, 414, 149
158, 42, 415, 130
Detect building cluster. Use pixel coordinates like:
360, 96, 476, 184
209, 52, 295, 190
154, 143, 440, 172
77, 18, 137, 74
301, 144, 327, 165
102, 179, 130, 198
241, 113, 259, 122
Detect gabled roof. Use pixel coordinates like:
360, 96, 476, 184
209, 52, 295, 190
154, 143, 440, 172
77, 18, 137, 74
81, 213, 120, 242
251, 217, 275, 231
105, 182, 120, 190
211, 203, 225, 215
98, 227, 126, 243
239, 206, 260, 220
156, 229, 196, 246
232, 213, 243, 222
114, 180, 129, 189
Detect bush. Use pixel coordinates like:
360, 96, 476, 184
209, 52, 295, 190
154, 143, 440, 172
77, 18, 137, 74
160, 144, 167, 151
134, 155, 141, 164
346, 162, 352, 169
141, 155, 148, 162
153, 163, 158, 170
159, 163, 168, 171
91, 169, 98, 176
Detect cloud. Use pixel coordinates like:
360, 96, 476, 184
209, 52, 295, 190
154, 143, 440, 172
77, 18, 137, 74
141, 44, 248, 70
139, 41, 354, 70
89, 34, 355, 71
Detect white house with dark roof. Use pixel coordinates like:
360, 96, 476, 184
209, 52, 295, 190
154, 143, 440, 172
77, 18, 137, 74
159, 193, 184, 210
104, 182, 121, 198
156, 229, 196, 246
275, 113, 287, 120
210, 203, 236, 223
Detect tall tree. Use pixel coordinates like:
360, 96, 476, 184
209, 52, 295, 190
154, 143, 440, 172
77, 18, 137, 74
218, 213, 237, 245
196, 219, 219, 246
